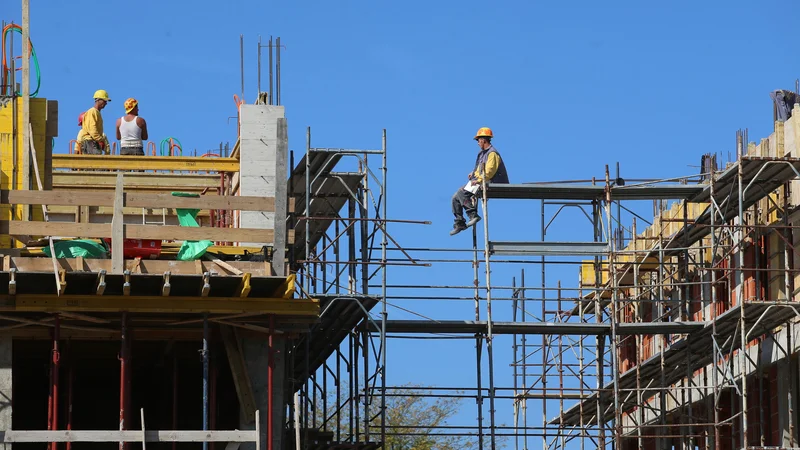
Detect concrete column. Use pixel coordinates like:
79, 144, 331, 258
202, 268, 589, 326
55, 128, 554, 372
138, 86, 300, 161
239, 105, 288, 276
240, 337, 286, 450
0, 337, 11, 447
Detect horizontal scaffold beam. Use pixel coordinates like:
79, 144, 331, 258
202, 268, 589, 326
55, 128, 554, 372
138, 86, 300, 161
486, 183, 705, 200
52, 155, 240, 172
365, 320, 704, 335
489, 241, 609, 256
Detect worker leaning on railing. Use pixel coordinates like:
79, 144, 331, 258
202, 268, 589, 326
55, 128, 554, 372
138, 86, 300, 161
75, 89, 112, 155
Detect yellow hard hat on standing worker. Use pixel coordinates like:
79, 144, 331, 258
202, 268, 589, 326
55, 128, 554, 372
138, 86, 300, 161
93, 89, 111, 101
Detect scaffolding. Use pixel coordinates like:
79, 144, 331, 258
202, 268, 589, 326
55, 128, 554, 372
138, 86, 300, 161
289, 127, 431, 449
328, 113, 800, 450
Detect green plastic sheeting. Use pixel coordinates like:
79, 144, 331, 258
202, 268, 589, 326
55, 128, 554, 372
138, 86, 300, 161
42, 239, 108, 259
172, 192, 213, 261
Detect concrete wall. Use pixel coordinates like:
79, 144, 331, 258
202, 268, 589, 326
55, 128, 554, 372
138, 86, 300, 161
239, 105, 287, 276
237, 105, 290, 449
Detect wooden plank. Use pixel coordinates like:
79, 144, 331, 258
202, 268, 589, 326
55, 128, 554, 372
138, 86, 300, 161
126, 193, 275, 211
4, 222, 282, 244
112, 174, 124, 274
220, 325, 257, 424
5, 190, 278, 212
203, 254, 244, 275
0, 430, 258, 443
5, 190, 115, 207
53, 172, 220, 191
52, 155, 240, 172
12, 295, 320, 315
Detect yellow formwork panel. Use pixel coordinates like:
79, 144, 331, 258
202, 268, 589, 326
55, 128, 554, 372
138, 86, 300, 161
580, 260, 608, 287
0, 97, 50, 248
768, 232, 785, 301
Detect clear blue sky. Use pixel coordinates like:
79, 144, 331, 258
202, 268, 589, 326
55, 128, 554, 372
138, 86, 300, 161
6, 0, 800, 445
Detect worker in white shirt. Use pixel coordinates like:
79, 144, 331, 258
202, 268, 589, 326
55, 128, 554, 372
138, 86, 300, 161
116, 98, 149, 156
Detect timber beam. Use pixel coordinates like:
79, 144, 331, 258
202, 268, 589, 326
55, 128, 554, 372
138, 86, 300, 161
52, 155, 240, 172
0, 294, 319, 315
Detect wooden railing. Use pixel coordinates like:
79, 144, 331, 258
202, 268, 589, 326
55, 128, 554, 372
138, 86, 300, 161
1, 174, 292, 273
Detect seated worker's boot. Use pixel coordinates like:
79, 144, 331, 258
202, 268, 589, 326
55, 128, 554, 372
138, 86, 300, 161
450, 220, 468, 236
466, 213, 481, 228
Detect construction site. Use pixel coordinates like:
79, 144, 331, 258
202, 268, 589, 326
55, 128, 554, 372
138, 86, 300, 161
3, 2, 800, 450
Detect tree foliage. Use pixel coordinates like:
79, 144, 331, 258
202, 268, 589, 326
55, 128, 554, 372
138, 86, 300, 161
313, 384, 506, 450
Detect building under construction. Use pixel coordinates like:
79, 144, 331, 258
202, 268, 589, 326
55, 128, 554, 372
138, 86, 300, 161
5, 3, 800, 450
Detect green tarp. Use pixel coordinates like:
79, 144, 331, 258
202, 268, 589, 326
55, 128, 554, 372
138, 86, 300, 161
42, 239, 108, 258
172, 192, 213, 261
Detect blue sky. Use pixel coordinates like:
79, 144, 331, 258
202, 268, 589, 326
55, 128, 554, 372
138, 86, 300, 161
5, 0, 800, 446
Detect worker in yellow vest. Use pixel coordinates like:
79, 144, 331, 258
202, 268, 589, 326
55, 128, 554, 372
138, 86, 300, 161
76, 89, 111, 155
450, 127, 510, 236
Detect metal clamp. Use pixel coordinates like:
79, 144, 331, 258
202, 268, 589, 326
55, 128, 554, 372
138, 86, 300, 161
96, 270, 106, 295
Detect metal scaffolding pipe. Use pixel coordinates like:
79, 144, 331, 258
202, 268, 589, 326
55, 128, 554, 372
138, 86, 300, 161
268, 315, 274, 450
202, 314, 209, 450
48, 314, 61, 450
119, 312, 129, 450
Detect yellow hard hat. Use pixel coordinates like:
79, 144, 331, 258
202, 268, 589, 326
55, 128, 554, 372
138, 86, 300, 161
474, 127, 493, 140
93, 89, 111, 101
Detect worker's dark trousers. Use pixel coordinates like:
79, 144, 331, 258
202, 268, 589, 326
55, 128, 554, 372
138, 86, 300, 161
452, 187, 479, 223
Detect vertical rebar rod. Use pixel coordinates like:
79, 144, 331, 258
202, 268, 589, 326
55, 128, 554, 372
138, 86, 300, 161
276, 37, 281, 105
202, 315, 209, 450
269, 37, 273, 105
257, 35, 262, 94
240, 34, 244, 102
